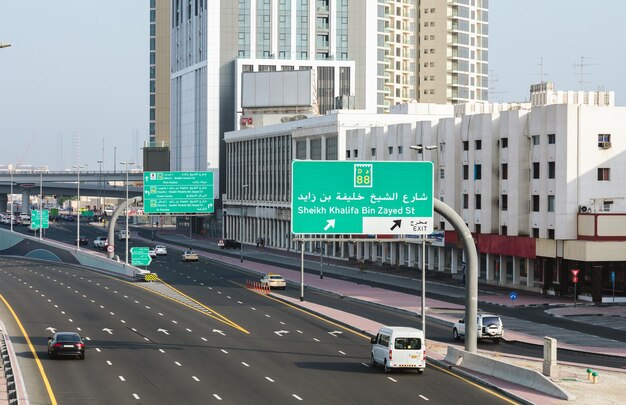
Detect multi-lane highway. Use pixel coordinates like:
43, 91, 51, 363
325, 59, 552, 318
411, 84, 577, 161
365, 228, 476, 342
0, 224, 514, 404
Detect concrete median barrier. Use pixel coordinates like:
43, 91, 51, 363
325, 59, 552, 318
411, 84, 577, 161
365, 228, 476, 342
444, 345, 574, 400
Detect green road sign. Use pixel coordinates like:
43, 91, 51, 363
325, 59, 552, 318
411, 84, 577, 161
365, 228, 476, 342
291, 161, 433, 235
130, 247, 152, 266
143, 171, 214, 214
31, 209, 49, 229
81, 210, 94, 217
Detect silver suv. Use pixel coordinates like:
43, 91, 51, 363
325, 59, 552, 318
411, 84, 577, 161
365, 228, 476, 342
453, 313, 504, 344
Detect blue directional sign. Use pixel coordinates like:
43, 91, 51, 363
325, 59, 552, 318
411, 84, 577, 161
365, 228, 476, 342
509, 291, 518, 302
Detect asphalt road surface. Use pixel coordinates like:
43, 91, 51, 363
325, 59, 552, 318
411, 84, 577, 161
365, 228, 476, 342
0, 254, 513, 405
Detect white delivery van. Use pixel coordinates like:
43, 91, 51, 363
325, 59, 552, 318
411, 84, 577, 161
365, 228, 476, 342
370, 326, 425, 374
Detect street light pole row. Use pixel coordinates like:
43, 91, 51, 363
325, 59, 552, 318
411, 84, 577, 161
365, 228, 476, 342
73, 164, 87, 249
120, 161, 135, 264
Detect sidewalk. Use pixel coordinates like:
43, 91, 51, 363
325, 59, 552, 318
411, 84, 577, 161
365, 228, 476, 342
134, 230, 626, 404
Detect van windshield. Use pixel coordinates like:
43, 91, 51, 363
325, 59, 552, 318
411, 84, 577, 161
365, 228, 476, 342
394, 337, 421, 350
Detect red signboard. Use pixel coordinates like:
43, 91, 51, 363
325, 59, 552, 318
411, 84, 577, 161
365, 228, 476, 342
572, 276, 579, 283
570, 269, 580, 277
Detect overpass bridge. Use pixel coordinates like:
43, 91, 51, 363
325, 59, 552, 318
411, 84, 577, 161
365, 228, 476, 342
0, 171, 144, 211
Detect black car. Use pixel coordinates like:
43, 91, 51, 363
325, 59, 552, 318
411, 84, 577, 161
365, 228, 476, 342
222, 239, 241, 249
76, 235, 89, 245
47, 332, 85, 359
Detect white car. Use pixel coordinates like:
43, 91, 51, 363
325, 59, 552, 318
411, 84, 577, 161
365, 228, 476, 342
148, 248, 157, 258
93, 236, 108, 249
154, 245, 167, 255
118, 230, 129, 240
182, 250, 199, 262
453, 313, 504, 344
260, 273, 286, 290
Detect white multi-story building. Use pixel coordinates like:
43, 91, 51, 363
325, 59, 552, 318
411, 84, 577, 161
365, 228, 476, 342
168, 0, 490, 187
224, 83, 625, 303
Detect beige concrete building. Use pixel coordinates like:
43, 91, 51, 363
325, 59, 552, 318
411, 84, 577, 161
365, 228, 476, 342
150, 0, 171, 147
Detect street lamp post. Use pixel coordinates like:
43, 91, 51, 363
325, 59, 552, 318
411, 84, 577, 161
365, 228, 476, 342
409, 144, 438, 335
97, 160, 103, 217
72, 164, 87, 249
240, 184, 249, 263
120, 161, 135, 264
39, 169, 43, 240
0, 43, 11, 49
9, 164, 13, 232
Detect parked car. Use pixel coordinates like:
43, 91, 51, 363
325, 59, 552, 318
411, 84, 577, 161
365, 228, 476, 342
221, 239, 241, 249
154, 245, 167, 255
181, 250, 199, 262
371, 326, 425, 373
453, 313, 504, 344
94, 236, 108, 249
76, 235, 89, 246
260, 273, 286, 290
47, 332, 85, 360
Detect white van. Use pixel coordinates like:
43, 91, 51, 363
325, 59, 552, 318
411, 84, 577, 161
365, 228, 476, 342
370, 326, 425, 374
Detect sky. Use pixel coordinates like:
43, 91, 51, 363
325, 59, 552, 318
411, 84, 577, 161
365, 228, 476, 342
0, 1, 625, 172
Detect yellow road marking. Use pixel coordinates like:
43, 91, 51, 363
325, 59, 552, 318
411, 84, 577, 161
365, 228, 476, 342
0, 294, 58, 405
129, 279, 249, 334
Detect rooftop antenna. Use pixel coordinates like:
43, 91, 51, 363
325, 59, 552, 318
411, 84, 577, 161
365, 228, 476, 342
536, 57, 548, 83
573, 56, 597, 91
488, 69, 507, 103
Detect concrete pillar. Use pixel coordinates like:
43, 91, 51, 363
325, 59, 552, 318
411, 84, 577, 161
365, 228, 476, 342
427, 244, 435, 271
437, 247, 444, 272
485, 253, 493, 281
451, 249, 459, 274
543, 337, 558, 377
0, 195, 7, 213
21, 189, 31, 214
512, 256, 520, 285
406, 243, 414, 267
499, 255, 507, 284
526, 258, 535, 287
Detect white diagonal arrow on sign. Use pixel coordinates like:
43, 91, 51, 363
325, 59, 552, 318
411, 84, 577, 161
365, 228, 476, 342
46, 327, 56, 334
102, 328, 114, 335
328, 331, 343, 337
157, 328, 169, 335
212, 329, 225, 336
274, 330, 289, 337
324, 219, 335, 231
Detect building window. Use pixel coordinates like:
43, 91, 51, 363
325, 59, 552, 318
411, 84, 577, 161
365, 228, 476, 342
296, 140, 306, 159
346, 150, 351, 158
397, 146, 403, 154
532, 228, 539, 238
548, 229, 555, 239
475, 224, 481, 234
548, 133, 556, 144
501, 225, 507, 235
326, 137, 338, 160
597, 168, 610, 181
388, 146, 393, 155
533, 162, 540, 179
501, 163, 508, 180
475, 194, 481, 209
501, 194, 508, 211
548, 195, 555, 212
440, 168, 445, 179
475, 139, 482, 150
462, 141, 469, 151
548, 161, 555, 179
353, 149, 358, 158
532, 195, 540, 211
463, 165, 469, 180
371, 147, 376, 157
598, 133, 611, 149
310, 139, 322, 160
474, 164, 482, 180
603, 200, 613, 211
501, 137, 508, 148
531, 135, 540, 145
463, 194, 469, 209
